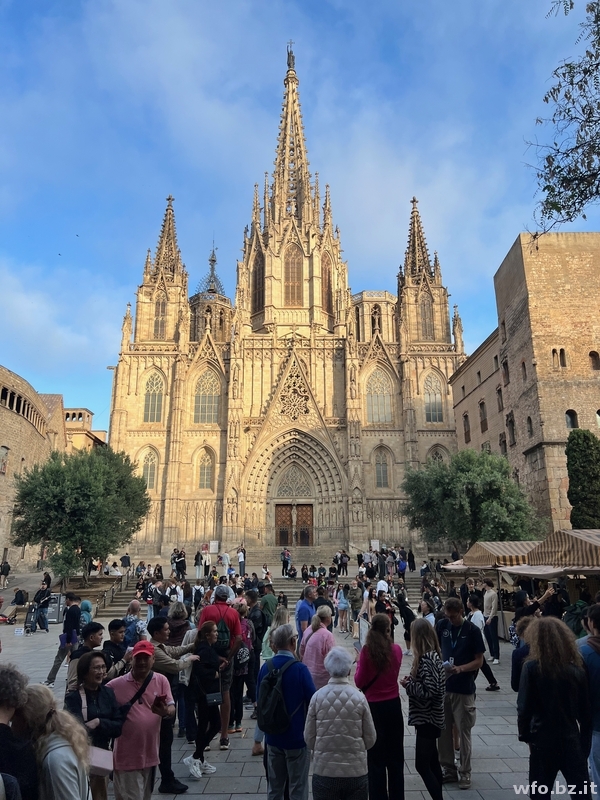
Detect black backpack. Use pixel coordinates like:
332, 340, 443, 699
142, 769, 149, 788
214, 607, 231, 655
257, 658, 302, 735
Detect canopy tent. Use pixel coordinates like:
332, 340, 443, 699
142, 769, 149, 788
527, 529, 600, 568
461, 540, 542, 569
498, 564, 600, 579
440, 559, 468, 572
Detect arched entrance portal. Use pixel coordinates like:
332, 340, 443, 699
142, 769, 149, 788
274, 465, 314, 546
243, 429, 346, 547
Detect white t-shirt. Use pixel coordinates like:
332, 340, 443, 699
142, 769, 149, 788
238, 551, 245, 563
376, 579, 389, 595
469, 610, 487, 653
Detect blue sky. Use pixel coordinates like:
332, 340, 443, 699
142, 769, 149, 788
0, 1, 590, 432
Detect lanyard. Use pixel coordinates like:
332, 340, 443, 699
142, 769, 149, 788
450, 621, 465, 650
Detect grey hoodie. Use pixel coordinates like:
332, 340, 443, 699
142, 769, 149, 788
37, 733, 89, 800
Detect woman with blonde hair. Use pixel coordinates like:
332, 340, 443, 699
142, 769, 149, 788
400, 618, 445, 800
13, 684, 90, 800
355, 613, 404, 800
358, 586, 376, 622
300, 606, 336, 689
518, 616, 591, 795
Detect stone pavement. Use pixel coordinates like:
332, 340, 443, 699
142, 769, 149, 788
0, 601, 550, 799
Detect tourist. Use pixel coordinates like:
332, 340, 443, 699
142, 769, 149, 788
375, 590, 398, 640
65, 650, 124, 800
277, 590, 288, 608
107, 640, 175, 800
31, 580, 51, 633
513, 586, 555, 623
15, 683, 89, 800
579, 603, 600, 788
66, 621, 105, 692
336, 584, 350, 633
518, 616, 591, 795
296, 586, 316, 647
280, 548, 289, 577
435, 597, 485, 790
183, 621, 224, 778
482, 579, 500, 663
354, 613, 404, 800
347, 580, 363, 623
401, 618, 446, 800
0, 664, 38, 800
123, 599, 148, 644
510, 616, 535, 691
203, 551, 211, 578
257, 623, 316, 800
359, 586, 377, 622
229, 601, 255, 734
220, 550, 231, 577
0, 559, 10, 589
200, 584, 243, 751
397, 594, 416, 655
194, 550, 203, 580
407, 550, 416, 572
246, 589, 266, 712
237, 545, 246, 578
300, 606, 336, 689
288, 564, 298, 581
304, 647, 375, 800
260, 583, 278, 625
420, 598, 436, 626
43, 592, 81, 687
466, 594, 500, 691
147, 616, 199, 792
103, 619, 133, 680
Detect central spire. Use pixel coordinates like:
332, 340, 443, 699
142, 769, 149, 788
154, 195, 182, 277
271, 44, 312, 224
403, 197, 434, 278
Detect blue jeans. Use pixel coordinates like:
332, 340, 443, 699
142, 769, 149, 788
590, 731, 600, 789
267, 745, 309, 800
34, 607, 49, 632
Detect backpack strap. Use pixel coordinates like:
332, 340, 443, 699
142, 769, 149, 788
129, 670, 154, 705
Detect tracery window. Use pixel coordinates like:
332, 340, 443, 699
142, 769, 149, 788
284, 245, 303, 307
366, 369, 392, 424
277, 465, 312, 497
252, 251, 265, 314
421, 296, 434, 341
375, 449, 389, 488
424, 374, 443, 423
142, 450, 157, 489
143, 374, 163, 423
154, 292, 167, 340
198, 449, 213, 490
321, 252, 333, 315
194, 371, 220, 424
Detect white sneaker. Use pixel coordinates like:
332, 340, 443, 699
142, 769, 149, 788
405, 649, 412, 656
189, 759, 216, 778
183, 755, 195, 767
492, 659, 499, 665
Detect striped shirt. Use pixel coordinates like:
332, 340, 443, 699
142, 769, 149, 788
404, 650, 446, 729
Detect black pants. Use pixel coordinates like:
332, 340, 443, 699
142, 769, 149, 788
282, 562, 289, 577
415, 725, 443, 800
528, 744, 590, 797
193, 697, 221, 761
230, 673, 245, 726
339, 563, 348, 575
367, 697, 405, 800
480, 657, 497, 686
484, 616, 500, 660
158, 715, 175, 782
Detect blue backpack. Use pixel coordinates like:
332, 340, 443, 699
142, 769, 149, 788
123, 618, 139, 648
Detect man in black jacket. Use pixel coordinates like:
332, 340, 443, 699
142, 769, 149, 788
32, 581, 51, 632
44, 592, 81, 687
103, 618, 132, 680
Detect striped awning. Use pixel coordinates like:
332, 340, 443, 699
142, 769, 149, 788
528, 529, 600, 568
463, 540, 543, 568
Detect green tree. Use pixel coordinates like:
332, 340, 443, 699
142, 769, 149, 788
401, 449, 543, 550
532, 1, 600, 230
11, 447, 150, 583
566, 428, 600, 527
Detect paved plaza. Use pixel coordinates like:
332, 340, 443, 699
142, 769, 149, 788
0, 578, 555, 799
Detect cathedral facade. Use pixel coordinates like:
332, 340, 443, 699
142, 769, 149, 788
109, 50, 465, 557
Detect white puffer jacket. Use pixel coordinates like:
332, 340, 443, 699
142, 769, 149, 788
304, 676, 377, 778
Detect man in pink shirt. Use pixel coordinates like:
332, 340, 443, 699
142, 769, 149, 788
107, 640, 175, 800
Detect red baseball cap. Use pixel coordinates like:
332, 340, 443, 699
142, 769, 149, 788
132, 640, 154, 658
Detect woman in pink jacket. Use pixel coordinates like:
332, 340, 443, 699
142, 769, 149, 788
300, 605, 336, 689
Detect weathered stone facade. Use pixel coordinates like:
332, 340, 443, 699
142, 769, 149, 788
450, 232, 600, 533
109, 51, 465, 557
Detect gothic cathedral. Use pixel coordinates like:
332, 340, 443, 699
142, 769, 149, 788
109, 49, 466, 557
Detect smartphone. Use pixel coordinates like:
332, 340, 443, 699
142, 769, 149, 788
156, 694, 167, 703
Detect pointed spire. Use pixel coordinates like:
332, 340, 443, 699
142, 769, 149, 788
196, 246, 226, 296
404, 197, 433, 278
313, 172, 320, 227
252, 183, 260, 227
154, 195, 182, 277
433, 250, 441, 281
263, 171, 270, 227
143, 248, 152, 280
272, 44, 311, 223
323, 184, 332, 228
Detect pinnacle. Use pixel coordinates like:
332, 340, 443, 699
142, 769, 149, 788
154, 195, 182, 276
404, 197, 434, 278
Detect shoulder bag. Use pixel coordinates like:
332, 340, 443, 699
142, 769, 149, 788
79, 689, 114, 777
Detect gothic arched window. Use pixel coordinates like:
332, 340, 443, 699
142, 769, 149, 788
355, 306, 361, 342
366, 369, 392, 424
154, 292, 167, 340
321, 252, 333, 315
143, 374, 163, 423
565, 409, 578, 429
375, 449, 389, 488
284, 245, 303, 307
194, 371, 220, 424
198, 448, 213, 490
252, 251, 265, 314
421, 296, 434, 340
424, 374, 443, 423
142, 450, 157, 489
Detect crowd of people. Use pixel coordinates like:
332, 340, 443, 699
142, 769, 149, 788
4, 543, 600, 800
